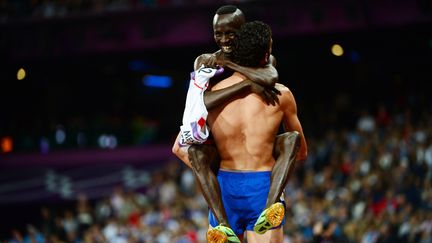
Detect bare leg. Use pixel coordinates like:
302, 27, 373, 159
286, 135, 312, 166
187, 144, 229, 226
266, 131, 301, 208
246, 227, 283, 243
188, 145, 242, 243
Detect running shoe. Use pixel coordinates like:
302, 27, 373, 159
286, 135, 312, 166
253, 202, 285, 234
207, 224, 240, 243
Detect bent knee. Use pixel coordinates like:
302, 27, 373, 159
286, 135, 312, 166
187, 145, 201, 154
188, 145, 220, 169
188, 145, 207, 167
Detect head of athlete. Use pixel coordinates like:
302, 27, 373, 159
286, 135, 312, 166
231, 20, 272, 68
213, 5, 246, 56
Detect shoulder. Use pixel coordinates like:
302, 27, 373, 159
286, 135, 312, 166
194, 54, 213, 69
275, 83, 296, 107
195, 53, 215, 62
275, 83, 290, 93
194, 51, 221, 70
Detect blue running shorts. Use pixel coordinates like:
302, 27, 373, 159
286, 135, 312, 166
208, 169, 285, 235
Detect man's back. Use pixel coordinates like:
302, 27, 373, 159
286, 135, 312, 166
208, 72, 292, 171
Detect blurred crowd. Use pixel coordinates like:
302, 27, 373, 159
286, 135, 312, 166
0, 0, 250, 20
2, 104, 432, 243
1, 114, 160, 154
284, 105, 432, 243
4, 162, 209, 243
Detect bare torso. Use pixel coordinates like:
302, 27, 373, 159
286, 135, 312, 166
207, 72, 288, 171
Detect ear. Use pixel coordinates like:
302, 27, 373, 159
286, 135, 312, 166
259, 52, 270, 66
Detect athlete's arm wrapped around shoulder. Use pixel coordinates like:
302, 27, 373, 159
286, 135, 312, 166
223, 54, 278, 87
193, 53, 280, 109
222, 54, 281, 105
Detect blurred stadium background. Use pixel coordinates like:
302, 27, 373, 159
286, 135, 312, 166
0, 0, 431, 242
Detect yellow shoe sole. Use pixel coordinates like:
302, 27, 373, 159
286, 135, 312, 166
207, 228, 228, 243
207, 225, 241, 243
254, 202, 285, 234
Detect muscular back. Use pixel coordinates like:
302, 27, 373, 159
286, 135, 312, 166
207, 72, 291, 171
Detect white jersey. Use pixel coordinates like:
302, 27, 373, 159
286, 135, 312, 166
179, 65, 223, 146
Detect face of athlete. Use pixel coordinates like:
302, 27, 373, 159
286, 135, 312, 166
213, 11, 245, 54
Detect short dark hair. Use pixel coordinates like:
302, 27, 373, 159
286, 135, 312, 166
231, 21, 272, 67
216, 5, 238, 15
